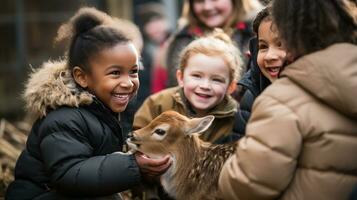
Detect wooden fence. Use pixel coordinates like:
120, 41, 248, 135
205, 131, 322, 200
0, 118, 30, 197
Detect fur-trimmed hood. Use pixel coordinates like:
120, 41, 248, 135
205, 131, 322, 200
24, 60, 93, 118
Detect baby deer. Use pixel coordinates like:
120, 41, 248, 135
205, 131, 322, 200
127, 110, 237, 200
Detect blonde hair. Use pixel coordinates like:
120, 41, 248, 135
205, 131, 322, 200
179, 29, 243, 82
180, 0, 263, 33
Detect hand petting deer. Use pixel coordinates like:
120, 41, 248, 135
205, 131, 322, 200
127, 110, 237, 200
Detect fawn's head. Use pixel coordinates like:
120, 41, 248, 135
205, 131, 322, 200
127, 111, 214, 158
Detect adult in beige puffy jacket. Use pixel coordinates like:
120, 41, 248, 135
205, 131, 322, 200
219, 0, 357, 199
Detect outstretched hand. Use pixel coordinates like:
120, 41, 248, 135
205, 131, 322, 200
135, 151, 172, 180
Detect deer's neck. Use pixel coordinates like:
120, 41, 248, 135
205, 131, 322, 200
160, 136, 201, 198
161, 137, 237, 199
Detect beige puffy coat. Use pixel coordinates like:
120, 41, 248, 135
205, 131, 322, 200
219, 43, 357, 200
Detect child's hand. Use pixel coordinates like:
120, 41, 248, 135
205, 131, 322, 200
134, 151, 172, 180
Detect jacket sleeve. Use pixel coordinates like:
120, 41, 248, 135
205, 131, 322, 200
39, 115, 141, 196
219, 94, 302, 200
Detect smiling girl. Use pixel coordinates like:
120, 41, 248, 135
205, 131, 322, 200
134, 29, 242, 144
6, 7, 171, 199
234, 6, 288, 135
256, 9, 287, 82
219, 0, 357, 199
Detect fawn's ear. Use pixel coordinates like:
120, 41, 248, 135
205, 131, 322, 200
185, 115, 214, 136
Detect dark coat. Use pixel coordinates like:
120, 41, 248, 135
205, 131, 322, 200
233, 37, 271, 135
6, 61, 141, 199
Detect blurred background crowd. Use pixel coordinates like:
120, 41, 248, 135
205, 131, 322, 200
0, 0, 183, 121
0, 0, 271, 119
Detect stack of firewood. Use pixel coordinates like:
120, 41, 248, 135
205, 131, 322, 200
0, 119, 30, 197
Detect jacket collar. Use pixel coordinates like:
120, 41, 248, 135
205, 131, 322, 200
239, 37, 271, 97
172, 87, 237, 118
23, 60, 93, 118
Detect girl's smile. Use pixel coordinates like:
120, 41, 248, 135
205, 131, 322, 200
257, 20, 287, 82
265, 66, 281, 78
193, 0, 233, 28
81, 43, 140, 113
177, 53, 231, 115
112, 93, 131, 106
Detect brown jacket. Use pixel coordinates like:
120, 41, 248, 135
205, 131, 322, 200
219, 43, 357, 200
133, 86, 237, 143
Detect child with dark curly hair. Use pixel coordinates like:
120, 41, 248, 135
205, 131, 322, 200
219, 0, 357, 199
234, 5, 288, 135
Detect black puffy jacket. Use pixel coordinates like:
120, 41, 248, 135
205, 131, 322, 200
233, 37, 271, 135
6, 61, 141, 199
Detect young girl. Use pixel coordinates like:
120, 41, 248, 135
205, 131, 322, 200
134, 29, 242, 144
163, 0, 263, 89
6, 7, 171, 199
234, 6, 288, 135
219, 0, 357, 199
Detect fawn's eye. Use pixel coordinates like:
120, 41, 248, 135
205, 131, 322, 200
154, 128, 166, 136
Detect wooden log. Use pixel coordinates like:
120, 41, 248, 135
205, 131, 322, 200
0, 138, 21, 161
0, 120, 5, 139
0, 118, 28, 197
3, 119, 27, 145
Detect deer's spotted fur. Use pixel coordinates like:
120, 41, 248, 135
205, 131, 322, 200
127, 111, 237, 200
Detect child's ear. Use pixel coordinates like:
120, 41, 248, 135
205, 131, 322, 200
227, 81, 237, 95
72, 66, 88, 88
176, 70, 184, 87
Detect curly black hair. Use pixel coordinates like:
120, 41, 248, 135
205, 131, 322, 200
272, 0, 357, 57
252, 6, 272, 35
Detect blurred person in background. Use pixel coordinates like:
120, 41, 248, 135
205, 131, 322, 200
137, 2, 172, 98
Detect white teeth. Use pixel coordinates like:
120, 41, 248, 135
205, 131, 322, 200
113, 94, 129, 98
268, 67, 280, 72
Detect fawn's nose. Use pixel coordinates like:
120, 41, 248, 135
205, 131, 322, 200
127, 132, 133, 138
127, 132, 137, 141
